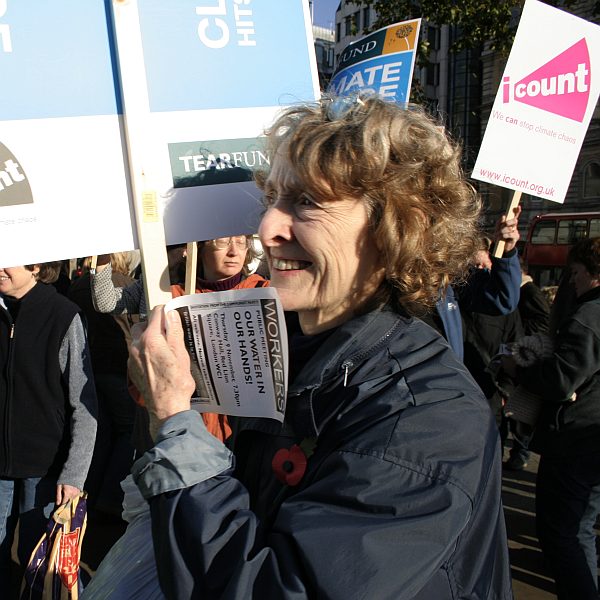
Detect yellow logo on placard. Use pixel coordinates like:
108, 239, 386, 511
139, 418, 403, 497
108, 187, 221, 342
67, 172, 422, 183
382, 21, 419, 55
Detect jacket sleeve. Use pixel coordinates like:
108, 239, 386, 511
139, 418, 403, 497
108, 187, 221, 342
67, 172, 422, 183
521, 310, 600, 403
519, 284, 550, 335
58, 314, 98, 489
459, 250, 521, 316
91, 263, 144, 316
138, 413, 475, 599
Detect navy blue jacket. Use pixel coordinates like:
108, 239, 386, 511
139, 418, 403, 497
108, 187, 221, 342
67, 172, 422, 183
145, 307, 512, 599
435, 250, 521, 359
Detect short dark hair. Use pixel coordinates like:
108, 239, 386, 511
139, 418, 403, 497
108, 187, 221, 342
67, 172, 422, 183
567, 237, 600, 277
25, 262, 62, 284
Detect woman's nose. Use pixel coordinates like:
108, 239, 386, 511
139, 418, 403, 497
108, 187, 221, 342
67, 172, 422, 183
226, 242, 239, 256
259, 204, 293, 246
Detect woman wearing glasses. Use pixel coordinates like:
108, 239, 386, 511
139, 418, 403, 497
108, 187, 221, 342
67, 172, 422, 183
91, 235, 267, 318
90, 236, 267, 443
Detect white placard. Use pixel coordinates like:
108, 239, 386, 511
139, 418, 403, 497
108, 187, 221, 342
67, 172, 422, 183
0, 3, 136, 267
472, 0, 600, 203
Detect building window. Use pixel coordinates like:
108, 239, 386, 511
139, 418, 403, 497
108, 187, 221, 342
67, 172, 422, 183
336, 23, 340, 42
353, 11, 361, 32
583, 162, 600, 198
344, 16, 352, 36
427, 25, 440, 51
363, 8, 370, 29
426, 63, 440, 86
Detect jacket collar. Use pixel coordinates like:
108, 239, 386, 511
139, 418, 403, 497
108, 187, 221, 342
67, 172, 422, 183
238, 306, 410, 439
288, 305, 406, 396
285, 305, 410, 438
577, 285, 600, 305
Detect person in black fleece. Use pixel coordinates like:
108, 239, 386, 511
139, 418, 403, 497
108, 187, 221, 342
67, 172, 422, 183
0, 262, 97, 592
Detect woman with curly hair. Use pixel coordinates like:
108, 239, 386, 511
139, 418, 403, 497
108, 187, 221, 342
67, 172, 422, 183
125, 96, 512, 599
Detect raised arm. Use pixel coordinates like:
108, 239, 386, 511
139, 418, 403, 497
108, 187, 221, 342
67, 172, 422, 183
91, 258, 145, 316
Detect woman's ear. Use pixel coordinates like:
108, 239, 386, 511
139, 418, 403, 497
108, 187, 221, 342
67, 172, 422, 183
31, 265, 41, 278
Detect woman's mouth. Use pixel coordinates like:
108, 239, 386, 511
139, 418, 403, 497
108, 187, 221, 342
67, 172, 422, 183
271, 258, 311, 271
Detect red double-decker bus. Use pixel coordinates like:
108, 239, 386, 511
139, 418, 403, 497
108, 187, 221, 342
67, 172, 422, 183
522, 212, 600, 286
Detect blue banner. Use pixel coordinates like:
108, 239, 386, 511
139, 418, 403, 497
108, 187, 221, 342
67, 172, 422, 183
328, 20, 421, 105
137, 0, 315, 112
0, 1, 121, 121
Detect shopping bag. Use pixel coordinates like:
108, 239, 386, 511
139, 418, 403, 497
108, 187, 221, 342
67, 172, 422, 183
21, 493, 88, 600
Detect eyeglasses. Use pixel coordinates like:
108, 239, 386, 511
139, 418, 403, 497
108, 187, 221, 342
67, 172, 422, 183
209, 236, 251, 250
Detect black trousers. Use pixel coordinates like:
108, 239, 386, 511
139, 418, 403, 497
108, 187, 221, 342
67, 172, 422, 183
536, 453, 600, 599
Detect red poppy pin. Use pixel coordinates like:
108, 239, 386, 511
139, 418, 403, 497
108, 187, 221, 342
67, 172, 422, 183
271, 438, 316, 487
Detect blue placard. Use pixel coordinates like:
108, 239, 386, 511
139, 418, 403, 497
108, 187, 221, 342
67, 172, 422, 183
137, 0, 315, 112
0, 1, 121, 121
329, 52, 415, 104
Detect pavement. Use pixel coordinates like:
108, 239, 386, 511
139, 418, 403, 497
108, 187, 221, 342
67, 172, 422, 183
501, 447, 559, 599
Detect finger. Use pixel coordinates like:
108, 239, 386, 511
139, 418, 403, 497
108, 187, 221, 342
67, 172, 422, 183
130, 320, 148, 347
165, 310, 187, 359
56, 485, 63, 506
144, 305, 167, 338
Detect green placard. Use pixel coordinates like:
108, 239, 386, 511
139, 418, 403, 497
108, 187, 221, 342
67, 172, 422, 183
168, 137, 269, 189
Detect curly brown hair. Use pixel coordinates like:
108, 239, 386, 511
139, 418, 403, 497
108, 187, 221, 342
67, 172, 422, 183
255, 95, 481, 315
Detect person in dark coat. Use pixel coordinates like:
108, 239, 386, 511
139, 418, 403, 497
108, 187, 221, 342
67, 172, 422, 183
0, 262, 97, 592
425, 210, 522, 360
518, 256, 550, 336
68, 252, 139, 516
125, 96, 512, 599
505, 237, 600, 599
502, 257, 551, 470
460, 238, 524, 427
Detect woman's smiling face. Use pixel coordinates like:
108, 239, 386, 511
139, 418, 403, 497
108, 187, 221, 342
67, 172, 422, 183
0, 265, 38, 299
259, 154, 384, 335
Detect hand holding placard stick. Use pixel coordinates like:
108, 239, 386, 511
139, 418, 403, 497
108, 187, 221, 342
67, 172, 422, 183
493, 191, 522, 258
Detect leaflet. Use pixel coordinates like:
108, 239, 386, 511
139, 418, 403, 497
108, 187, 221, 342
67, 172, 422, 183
165, 288, 288, 422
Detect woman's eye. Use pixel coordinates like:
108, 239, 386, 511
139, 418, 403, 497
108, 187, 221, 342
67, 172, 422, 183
297, 194, 316, 208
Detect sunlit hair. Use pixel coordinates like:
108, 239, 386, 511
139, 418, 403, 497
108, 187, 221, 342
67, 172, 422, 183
199, 235, 259, 277
25, 262, 61, 284
568, 236, 600, 277
110, 252, 134, 277
255, 95, 481, 315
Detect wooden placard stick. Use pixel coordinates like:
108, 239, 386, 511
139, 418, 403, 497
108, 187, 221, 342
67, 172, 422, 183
89, 255, 98, 274
493, 190, 522, 258
110, 0, 171, 310
185, 242, 198, 295
69, 258, 78, 279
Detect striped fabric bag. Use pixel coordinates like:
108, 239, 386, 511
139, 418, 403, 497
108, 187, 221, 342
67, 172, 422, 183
21, 493, 88, 600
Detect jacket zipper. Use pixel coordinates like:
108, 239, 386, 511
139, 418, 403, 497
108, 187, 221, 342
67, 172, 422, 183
3, 321, 14, 473
342, 362, 350, 387
340, 324, 399, 387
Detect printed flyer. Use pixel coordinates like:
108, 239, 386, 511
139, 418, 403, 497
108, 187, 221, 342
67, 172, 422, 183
165, 287, 288, 421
